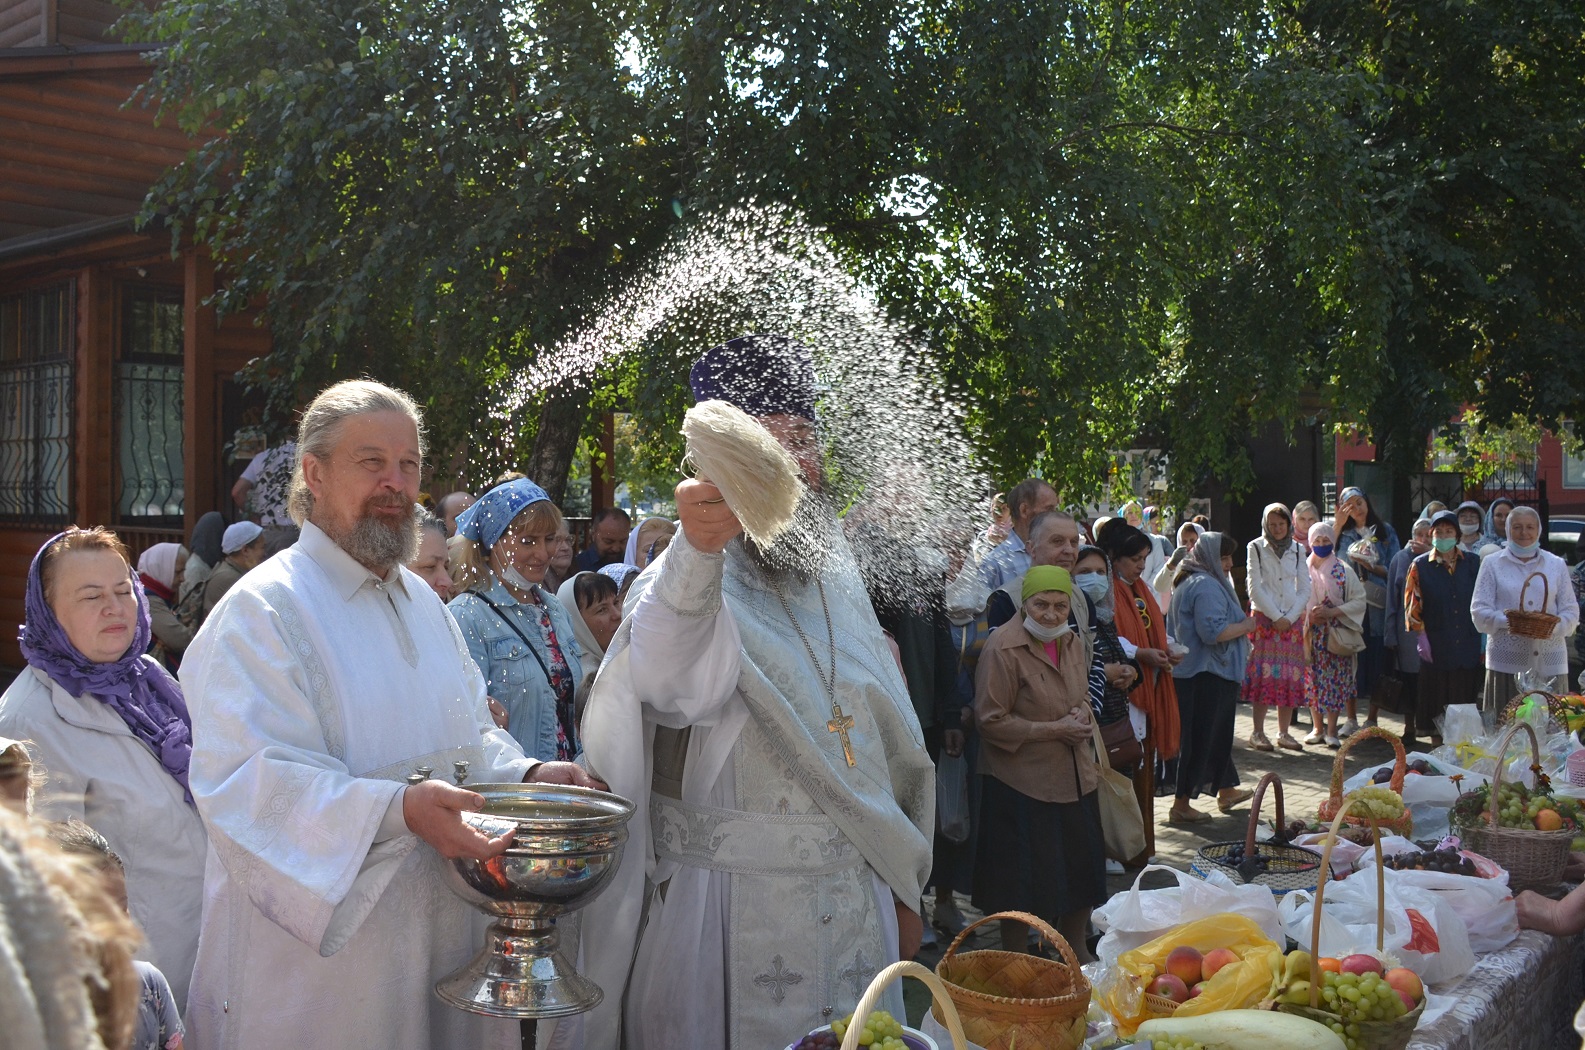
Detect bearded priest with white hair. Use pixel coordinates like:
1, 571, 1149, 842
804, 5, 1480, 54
178, 379, 601, 1050
563, 335, 934, 1050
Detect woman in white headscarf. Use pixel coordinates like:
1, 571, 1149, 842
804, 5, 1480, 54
1302, 522, 1367, 748
555, 571, 623, 714
624, 516, 677, 569
1243, 504, 1310, 751
136, 542, 193, 669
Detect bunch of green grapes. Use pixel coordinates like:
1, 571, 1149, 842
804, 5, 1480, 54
830, 1008, 907, 1049
1343, 785, 1405, 821
1312, 971, 1409, 1050
1150, 1039, 1206, 1050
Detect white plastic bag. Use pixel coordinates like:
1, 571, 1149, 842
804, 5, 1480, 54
1276, 867, 1475, 986
1355, 853, 1519, 953
1093, 864, 1284, 969
935, 751, 970, 844
1342, 752, 1491, 841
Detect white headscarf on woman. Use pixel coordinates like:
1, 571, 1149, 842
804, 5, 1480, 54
555, 571, 607, 664
136, 542, 184, 591
1306, 521, 1343, 607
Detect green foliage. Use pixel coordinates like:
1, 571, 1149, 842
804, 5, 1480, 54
119, 0, 1585, 507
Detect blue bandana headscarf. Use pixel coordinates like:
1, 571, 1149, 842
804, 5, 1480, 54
689, 333, 816, 420
599, 562, 641, 591
454, 478, 552, 550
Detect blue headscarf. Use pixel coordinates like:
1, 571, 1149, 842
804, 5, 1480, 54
599, 562, 641, 592
454, 478, 552, 550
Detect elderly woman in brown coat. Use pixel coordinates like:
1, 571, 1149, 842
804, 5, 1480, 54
973, 564, 1105, 961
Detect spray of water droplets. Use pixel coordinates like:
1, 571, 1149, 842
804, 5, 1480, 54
490, 201, 993, 608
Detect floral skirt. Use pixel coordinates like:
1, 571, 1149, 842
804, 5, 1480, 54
1305, 623, 1354, 714
1241, 612, 1307, 708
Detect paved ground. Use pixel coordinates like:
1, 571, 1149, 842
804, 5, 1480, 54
900, 699, 1414, 1027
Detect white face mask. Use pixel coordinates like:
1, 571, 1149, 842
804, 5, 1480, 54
1024, 615, 1070, 643
499, 564, 538, 593
1459, 520, 1480, 535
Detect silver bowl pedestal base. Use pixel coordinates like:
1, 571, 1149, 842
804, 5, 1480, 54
435, 917, 601, 1019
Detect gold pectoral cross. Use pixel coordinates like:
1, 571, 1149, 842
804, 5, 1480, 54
827, 705, 857, 767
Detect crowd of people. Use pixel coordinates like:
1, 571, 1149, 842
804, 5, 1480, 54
0, 339, 1580, 1049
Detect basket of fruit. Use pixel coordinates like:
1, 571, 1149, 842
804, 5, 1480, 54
932, 911, 1089, 1050
1318, 727, 1413, 837
1448, 721, 1575, 892
1499, 690, 1576, 735
1191, 773, 1324, 897
1274, 797, 1427, 1050
788, 960, 967, 1050
1505, 571, 1562, 640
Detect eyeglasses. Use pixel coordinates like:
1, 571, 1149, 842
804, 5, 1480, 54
1135, 596, 1152, 630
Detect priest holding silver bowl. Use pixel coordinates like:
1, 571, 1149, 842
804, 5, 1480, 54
179, 380, 618, 1050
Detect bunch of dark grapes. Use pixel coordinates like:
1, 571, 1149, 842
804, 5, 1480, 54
1220, 844, 1271, 873
1383, 847, 1476, 876
794, 1032, 839, 1050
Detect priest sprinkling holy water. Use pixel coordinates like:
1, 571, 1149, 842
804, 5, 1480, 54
567, 335, 935, 1050
178, 380, 601, 1050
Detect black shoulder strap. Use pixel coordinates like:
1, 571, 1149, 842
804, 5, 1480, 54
468, 590, 555, 686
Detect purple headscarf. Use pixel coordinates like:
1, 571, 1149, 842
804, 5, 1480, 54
18, 531, 194, 803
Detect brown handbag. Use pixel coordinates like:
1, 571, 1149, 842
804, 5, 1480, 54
1100, 716, 1143, 772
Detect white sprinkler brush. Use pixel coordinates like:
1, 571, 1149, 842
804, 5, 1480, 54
681, 399, 805, 546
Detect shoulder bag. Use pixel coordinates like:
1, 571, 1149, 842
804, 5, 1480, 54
1090, 717, 1146, 862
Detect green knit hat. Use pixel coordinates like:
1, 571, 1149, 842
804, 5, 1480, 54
1022, 565, 1073, 602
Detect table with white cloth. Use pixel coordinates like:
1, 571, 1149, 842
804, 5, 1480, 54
1407, 929, 1584, 1050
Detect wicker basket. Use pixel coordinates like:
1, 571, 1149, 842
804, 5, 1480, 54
1191, 772, 1323, 898
815, 961, 967, 1050
932, 911, 1090, 1050
1499, 690, 1574, 735
1276, 799, 1425, 1050
1506, 571, 1562, 640
1317, 726, 1413, 837
1455, 722, 1574, 892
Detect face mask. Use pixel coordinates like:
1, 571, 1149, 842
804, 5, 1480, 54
1508, 540, 1540, 557
1432, 536, 1457, 553
499, 564, 538, 592
1459, 520, 1480, 535
1024, 615, 1070, 643
1074, 571, 1112, 602
1311, 544, 1333, 559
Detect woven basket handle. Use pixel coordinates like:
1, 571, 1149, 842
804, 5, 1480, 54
940, 909, 1082, 974
1327, 725, 1408, 800
840, 961, 968, 1050
1244, 772, 1285, 853
1518, 571, 1549, 614
1501, 691, 1569, 731
1486, 721, 1542, 827
1309, 798, 1385, 1009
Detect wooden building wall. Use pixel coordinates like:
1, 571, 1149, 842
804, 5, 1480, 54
0, 39, 271, 667
0, 0, 153, 50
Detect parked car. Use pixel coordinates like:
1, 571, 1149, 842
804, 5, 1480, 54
1547, 518, 1585, 565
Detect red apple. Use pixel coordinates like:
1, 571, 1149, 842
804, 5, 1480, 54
1188, 982, 1205, 999
1384, 967, 1423, 1003
1396, 989, 1416, 1011
1165, 946, 1204, 986
1149, 974, 1191, 1004
1201, 947, 1238, 979
1340, 954, 1384, 977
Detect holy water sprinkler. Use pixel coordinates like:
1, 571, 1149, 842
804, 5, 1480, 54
681, 399, 805, 546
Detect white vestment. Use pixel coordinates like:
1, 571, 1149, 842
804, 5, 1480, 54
178, 522, 534, 1050
569, 527, 934, 1050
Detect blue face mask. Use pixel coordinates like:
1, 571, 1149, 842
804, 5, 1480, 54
1509, 540, 1540, 557
1074, 571, 1112, 602
1311, 544, 1333, 559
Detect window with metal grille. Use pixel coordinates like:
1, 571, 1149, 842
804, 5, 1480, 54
115, 285, 184, 528
0, 283, 75, 524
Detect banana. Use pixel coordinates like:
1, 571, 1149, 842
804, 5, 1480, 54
1282, 950, 1312, 984
1136, 1008, 1347, 1050
1280, 980, 1313, 1005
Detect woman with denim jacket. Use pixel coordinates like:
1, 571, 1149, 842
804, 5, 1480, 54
448, 478, 584, 761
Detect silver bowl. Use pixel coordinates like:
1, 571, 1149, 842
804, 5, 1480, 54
434, 783, 634, 1019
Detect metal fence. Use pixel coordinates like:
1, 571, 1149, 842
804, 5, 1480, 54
0, 282, 74, 525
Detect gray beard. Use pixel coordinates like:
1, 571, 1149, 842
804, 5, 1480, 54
321, 504, 421, 573
741, 490, 833, 587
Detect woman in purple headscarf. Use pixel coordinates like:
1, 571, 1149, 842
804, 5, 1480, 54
0, 526, 207, 1012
